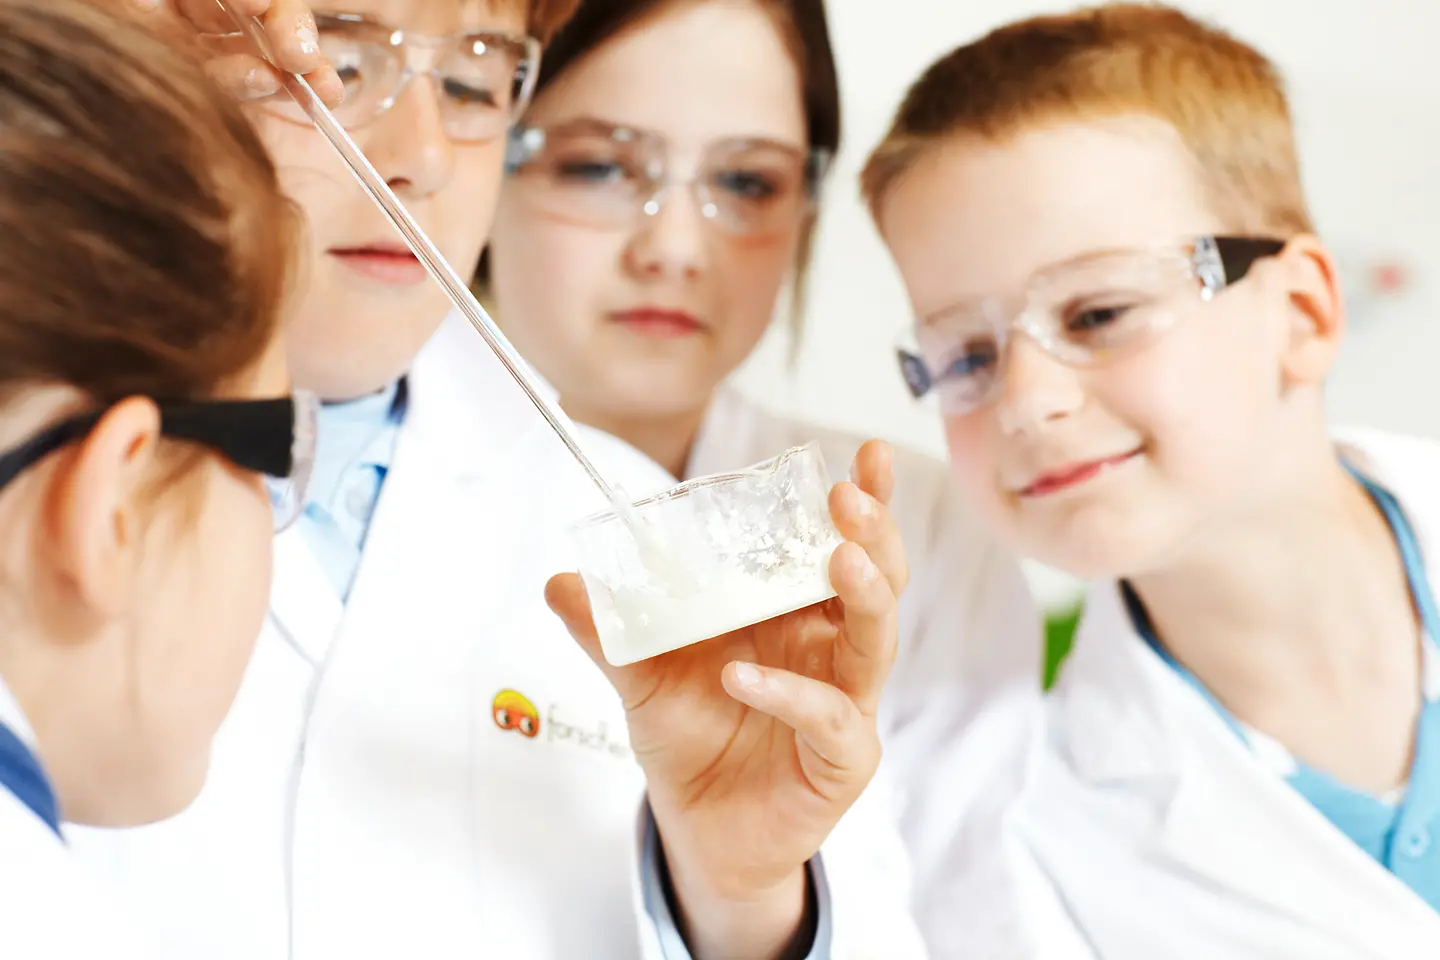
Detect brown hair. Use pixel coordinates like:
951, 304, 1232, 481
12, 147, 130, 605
861, 2, 1313, 237
525, 0, 584, 41
480, 0, 841, 352
0, 0, 297, 412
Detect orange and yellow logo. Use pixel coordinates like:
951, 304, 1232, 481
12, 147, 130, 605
492, 689, 540, 739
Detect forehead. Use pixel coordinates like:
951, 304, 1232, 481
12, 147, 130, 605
525, 0, 806, 150
880, 116, 1224, 316
312, 0, 525, 33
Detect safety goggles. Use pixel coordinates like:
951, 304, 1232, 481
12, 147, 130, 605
898, 235, 1287, 416
253, 12, 540, 143
504, 118, 831, 237
0, 392, 318, 532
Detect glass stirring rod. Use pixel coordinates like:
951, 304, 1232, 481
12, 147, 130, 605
214, 1, 641, 519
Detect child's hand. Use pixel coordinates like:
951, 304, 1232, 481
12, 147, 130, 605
131, 0, 344, 107
546, 440, 907, 958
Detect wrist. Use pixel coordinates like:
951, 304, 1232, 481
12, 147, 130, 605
660, 839, 813, 960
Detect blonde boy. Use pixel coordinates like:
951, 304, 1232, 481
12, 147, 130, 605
866, 5, 1440, 956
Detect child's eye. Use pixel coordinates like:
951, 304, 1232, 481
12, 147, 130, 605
1065, 304, 1132, 333
942, 345, 999, 380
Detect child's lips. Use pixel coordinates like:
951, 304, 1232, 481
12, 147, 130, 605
1020, 448, 1142, 497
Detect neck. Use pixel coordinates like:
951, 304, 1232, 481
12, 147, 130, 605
1129, 455, 1419, 711
565, 402, 709, 480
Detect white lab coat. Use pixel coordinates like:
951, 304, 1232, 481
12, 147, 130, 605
0, 683, 146, 960
66, 315, 928, 960
900, 427, 1440, 959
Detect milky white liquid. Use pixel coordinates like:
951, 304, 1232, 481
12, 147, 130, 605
593, 522, 842, 667
576, 443, 842, 667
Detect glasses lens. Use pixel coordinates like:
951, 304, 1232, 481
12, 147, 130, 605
258, 16, 399, 129
511, 126, 654, 227
1034, 252, 1198, 364
438, 35, 537, 142
268, 391, 318, 533
916, 309, 1005, 416
700, 142, 813, 236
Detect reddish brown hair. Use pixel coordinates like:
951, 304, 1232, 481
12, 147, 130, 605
526, 0, 584, 40
0, 0, 297, 409
862, 2, 1313, 236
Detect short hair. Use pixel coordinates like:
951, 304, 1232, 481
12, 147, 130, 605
861, 3, 1313, 237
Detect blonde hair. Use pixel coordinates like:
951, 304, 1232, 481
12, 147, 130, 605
862, 3, 1313, 237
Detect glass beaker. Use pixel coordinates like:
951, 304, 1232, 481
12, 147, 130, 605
570, 442, 843, 666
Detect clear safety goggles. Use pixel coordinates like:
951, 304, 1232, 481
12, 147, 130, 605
504, 118, 831, 237
898, 235, 1287, 416
252, 12, 540, 143
0, 392, 319, 532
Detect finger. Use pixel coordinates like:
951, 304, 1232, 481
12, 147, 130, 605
544, 574, 654, 706
300, 62, 346, 109
202, 35, 345, 108
259, 0, 324, 76
203, 53, 281, 102
163, 0, 269, 33
721, 662, 879, 793
828, 481, 909, 599
849, 440, 895, 506
826, 540, 899, 712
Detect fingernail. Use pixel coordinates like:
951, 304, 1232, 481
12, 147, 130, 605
244, 67, 278, 97
296, 16, 320, 56
858, 553, 879, 582
133, 0, 161, 11
852, 485, 875, 517
731, 662, 764, 692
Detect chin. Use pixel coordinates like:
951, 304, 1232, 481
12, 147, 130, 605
289, 338, 424, 401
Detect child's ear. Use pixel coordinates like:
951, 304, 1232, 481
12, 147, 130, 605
46, 397, 161, 620
1274, 234, 1345, 388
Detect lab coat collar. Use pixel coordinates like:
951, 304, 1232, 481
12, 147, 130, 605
1047, 579, 1196, 789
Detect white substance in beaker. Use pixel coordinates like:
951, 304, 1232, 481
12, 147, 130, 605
605, 530, 840, 665
571, 443, 844, 666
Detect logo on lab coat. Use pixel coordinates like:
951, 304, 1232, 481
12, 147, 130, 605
492, 689, 541, 738
491, 688, 633, 760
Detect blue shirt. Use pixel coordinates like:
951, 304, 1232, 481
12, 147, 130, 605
1128, 466, 1440, 912
296, 381, 407, 602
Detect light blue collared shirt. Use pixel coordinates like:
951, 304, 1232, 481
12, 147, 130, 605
296, 381, 406, 602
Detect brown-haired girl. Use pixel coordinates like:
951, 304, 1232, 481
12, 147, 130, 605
0, 0, 313, 953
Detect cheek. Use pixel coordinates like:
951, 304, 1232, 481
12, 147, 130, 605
1101, 317, 1284, 483
255, 114, 350, 218
434, 145, 506, 269
492, 203, 626, 342
709, 231, 797, 349
943, 415, 1010, 518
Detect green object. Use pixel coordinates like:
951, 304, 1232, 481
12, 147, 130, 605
1042, 602, 1083, 690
